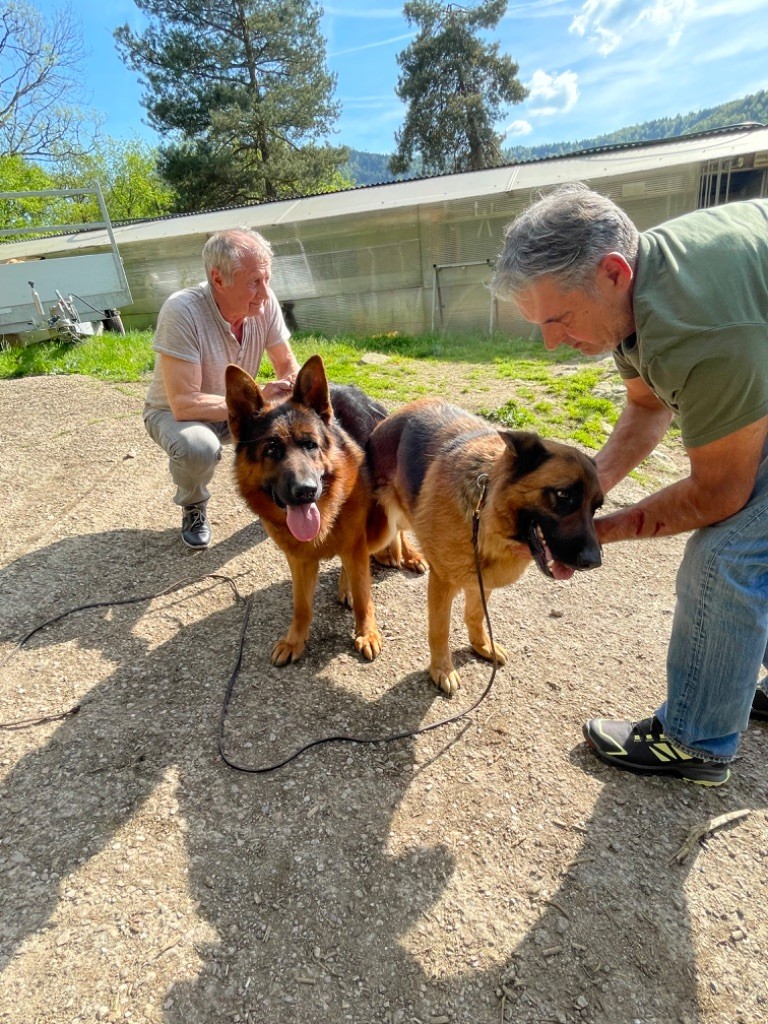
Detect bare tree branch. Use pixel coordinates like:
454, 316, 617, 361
0, 1, 103, 159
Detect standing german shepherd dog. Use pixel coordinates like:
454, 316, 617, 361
225, 355, 424, 667
368, 399, 604, 694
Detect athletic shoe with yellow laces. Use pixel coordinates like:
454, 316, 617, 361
582, 715, 731, 786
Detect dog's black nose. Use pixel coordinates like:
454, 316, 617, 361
576, 545, 602, 570
291, 479, 321, 504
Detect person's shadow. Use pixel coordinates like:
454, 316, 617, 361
0, 524, 458, 1022
473, 544, 768, 1024
484, 732, 768, 1024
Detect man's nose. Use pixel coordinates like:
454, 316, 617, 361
541, 323, 566, 350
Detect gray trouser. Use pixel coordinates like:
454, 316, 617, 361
144, 409, 231, 507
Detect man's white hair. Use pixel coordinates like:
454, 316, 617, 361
202, 228, 273, 285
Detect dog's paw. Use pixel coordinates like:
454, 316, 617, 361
337, 567, 353, 609
271, 638, 305, 666
399, 535, 428, 574
430, 667, 461, 696
403, 552, 428, 574
354, 630, 383, 661
472, 640, 509, 666
373, 547, 400, 569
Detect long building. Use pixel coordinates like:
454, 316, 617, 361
2, 123, 767, 338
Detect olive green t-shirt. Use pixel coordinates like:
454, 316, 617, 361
613, 199, 768, 448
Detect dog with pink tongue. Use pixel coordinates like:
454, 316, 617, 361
226, 355, 425, 666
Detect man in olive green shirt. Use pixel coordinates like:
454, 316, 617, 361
491, 183, 768, 787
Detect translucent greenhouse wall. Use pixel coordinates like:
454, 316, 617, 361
264, 164, 701, 339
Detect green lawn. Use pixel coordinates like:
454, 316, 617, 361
0, 326, 629, 450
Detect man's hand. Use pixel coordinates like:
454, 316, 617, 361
260, 376, 295, 403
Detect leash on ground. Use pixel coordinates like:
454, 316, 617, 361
2, 481, 501, 769
0, 574, 245, 730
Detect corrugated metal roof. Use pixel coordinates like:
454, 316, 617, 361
3, 122, 768, 259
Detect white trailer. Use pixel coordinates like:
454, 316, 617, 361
0, 183, 132, 346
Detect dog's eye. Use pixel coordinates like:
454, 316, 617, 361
299, 439, 319, 451
549, 486, 579, 513
263, 440, 282, 460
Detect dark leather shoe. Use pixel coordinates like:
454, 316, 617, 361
751, 688, 768, 721
181, 503, 211, 549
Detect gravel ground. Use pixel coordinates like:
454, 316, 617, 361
1, 374, 767, 1024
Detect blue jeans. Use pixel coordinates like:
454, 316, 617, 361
657, 443, 768, 761
144, 409, 230, 507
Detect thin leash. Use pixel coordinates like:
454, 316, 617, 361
0, 574, 246, 730
218, 472, 499, 773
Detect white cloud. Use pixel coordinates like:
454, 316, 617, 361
570, 0, 623, 41
526, 69, 580, 116
631, 0, 696, 45
569, 0, 696, 55
342, 96, 405, 118
504, 0, 576, 16
504, 120, 534, 137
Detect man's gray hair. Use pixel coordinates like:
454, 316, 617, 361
491, 182, 640, 297
203, 228, 273, 285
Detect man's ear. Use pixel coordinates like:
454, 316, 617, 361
599, 252, 634, 294
209, 266, 230, 294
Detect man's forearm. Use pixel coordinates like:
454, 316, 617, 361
594, 402, 674, 492
169, 392, 228, 422
596, 472, 745, 544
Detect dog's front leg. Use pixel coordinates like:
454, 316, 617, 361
464, 584, 508, 667
272, 557, 320, 666
341, 543, 382, 661
427, 571, 461, 695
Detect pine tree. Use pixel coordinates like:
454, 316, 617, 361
114, 0, 347, 211
390, 0, 527, 177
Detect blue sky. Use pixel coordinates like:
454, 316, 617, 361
35, 0, 768, 155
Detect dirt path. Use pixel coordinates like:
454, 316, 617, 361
1, 375, 766, 1024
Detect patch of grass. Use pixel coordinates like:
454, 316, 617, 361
0, 329, 155, 381
481, 365, 620, 451
0, 326, 626, 450
291, 328, 584, 366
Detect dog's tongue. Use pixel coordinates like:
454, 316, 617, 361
286, 503, 321, 542
550, 561, 575, 582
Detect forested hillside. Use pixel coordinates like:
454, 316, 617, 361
504, 89, 768, 163
343, 90, 768, 186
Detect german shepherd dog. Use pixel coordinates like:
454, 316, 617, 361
368, 399, 603, 694
225, 355, 424, 667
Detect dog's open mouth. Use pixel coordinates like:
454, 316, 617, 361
286, 502, 321, 542
528, 522, 575, 581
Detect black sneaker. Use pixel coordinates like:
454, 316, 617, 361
751, 688, 768, 721
181, 503, 211, 549
582, 715, 731, 786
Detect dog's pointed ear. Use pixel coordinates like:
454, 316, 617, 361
225, 364, 265, 442
292, 354, 333, 422
499, 429, 552, 478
